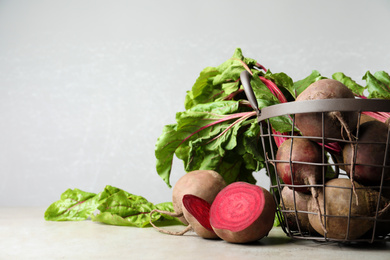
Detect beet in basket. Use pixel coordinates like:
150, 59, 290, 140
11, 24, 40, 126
240, 71, 390, 243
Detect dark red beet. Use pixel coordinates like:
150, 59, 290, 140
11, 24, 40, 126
295, 79, 358, 142
182, 194, 214, 233
276, 138, 327, 233
276, 138, 323, 192
343, 120, 390, 185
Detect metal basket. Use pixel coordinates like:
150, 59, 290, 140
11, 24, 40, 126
240, 71, 390, 243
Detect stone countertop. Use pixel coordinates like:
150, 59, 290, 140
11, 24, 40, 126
1, 207, 389, 259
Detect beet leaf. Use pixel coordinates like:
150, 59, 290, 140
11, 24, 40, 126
45, 185, 183, 227
332, 72, 365, 97
363, 70, 390, 99
155, 100, 262, 187
44, 188, 99, 221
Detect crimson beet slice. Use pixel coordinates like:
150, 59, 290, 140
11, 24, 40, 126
209, 182, 276, 243
182, 194, 213, 231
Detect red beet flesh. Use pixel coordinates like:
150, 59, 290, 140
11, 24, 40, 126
182, 194, 213, 232
209, 182, 276, 243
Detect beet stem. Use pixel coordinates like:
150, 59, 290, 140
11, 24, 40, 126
307, 176, 327, 235
331, 111, 359, 205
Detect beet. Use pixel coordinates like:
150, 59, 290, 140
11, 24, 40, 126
370, 201, 390, 237
182, 182, 276, 243
182, 194, 219, 239
308, 178, 389, 240
359, 114, 378, 125
172, 170, 226, 225
150, 170, 226, 238
343, 121, 390, 185
209, 182, 276, 243
295, 79, 358, 142
280, 186, 315, 234
276, 138, 327, 233
276, 138, 323, 192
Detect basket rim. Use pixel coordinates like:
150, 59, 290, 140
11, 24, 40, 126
257, 98, 390, 121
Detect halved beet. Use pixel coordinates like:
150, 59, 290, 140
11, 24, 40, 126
182, 194, 218, 239
209, 182, 276, 243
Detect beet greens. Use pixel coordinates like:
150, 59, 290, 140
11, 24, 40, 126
155, 48, 390, 188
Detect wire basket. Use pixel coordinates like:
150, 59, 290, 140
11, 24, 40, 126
240, 71, 390, 243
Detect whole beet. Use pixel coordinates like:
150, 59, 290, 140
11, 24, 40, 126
280, 186, 315, 234
295, 79, 358, 142
276, 138, 323, 192
308, 178, 389, 240
343, 120, 390, 185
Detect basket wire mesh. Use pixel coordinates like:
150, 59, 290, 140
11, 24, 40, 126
240, 71, 390, 243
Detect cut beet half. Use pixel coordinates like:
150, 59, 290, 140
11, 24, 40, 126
209, 182, 264, 232
182, 194, 213, 231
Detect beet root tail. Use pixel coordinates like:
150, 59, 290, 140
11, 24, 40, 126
149, 209, 192, 236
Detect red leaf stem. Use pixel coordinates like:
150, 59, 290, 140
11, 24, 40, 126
256, 62, 267, 72
258, 76, 288, 104
207, 111, 257, 144
179, 112, 256, 147
362, 111, 390, 123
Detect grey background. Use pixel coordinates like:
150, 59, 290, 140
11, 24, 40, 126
1, 0, 389, 206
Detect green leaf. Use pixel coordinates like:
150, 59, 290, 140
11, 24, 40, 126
274, 213, 282, 227
184, 67, 222, 110
155, 101, 249, 187
214, 48, 257, 81
292, 70, 325, 98
363, 71, 390, 99
44, 188, 99, 221
251, 71, 280, 104
221, 81, 240, 95
184, 48, 258, 110
332, 72, 365, 96
264, 70, 295, 101
237, 121, 265, 172
92, 186, 183, 227
96, 185, 132, 203
155, 124, 178, 188
93, 190, 156, 227
181, 113, 253, 173
269, 114, 296, 134
217, 149, 257, 184
213, 64, 244, 86
45, 185, 183, 227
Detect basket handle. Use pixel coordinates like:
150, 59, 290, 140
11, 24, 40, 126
240, 70, 260, 116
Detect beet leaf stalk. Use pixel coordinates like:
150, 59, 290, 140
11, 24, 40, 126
155, 100, 264, 187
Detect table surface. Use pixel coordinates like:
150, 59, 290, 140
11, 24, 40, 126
1, 207, 389, 260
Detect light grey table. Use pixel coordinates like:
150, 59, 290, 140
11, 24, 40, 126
1, 207, 389, 259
